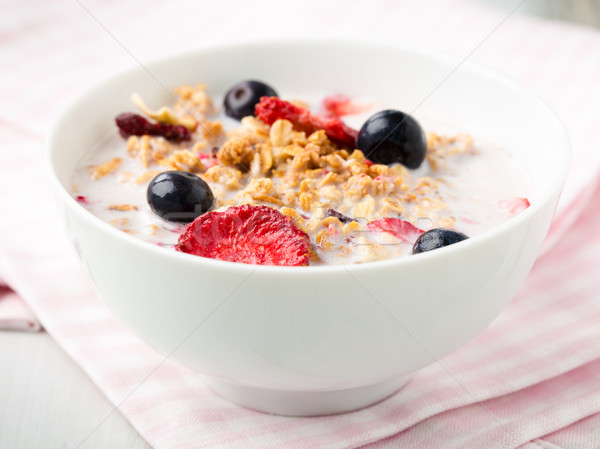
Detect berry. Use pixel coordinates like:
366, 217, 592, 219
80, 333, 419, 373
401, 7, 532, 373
146, 171, 214, 223
325, 209, 353, 224
321, 94, 370, 117
255, 96, 358, 149
75, 195, 89, 205
498, 197, 530, 215
367, 218, 423, 244
224, 80, 278, 120
356, 110, 426, 169
115, 113, 191, 142
176, 205, 310, 266
411, 228, 469, 254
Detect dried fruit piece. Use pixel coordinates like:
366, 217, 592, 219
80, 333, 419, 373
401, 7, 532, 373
255, 96, 358, 149
75, 195, 89, 205
115, 113, 191, 142
498, 197, 530, 215
325, 209, 353, 224
321, 94, 371, 117
176, 205, 311, 266
367, 217, 423, 244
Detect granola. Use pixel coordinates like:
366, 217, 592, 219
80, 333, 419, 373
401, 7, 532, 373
73, 83, 531, 265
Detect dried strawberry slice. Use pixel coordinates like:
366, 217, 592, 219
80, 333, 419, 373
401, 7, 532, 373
115, 112, 191, 142
322, 94, 371, 117
367, 218, 424, 244
176, 205, 311, 266
255, 96, 358, 149
498, 197, 531, 215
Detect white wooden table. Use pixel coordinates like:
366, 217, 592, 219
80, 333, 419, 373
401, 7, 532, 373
1, 2, 598, 448
0, 331, 151, 449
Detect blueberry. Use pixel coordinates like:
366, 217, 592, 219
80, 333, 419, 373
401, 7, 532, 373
412, 228, 469, 254
147, 171, 214, 222
357, 110, 427, 169
224, 80, 278, 120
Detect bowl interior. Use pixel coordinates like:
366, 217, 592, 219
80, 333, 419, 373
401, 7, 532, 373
49, 40, 569, 216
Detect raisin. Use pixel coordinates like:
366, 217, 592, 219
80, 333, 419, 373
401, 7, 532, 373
325, 209, 353, 224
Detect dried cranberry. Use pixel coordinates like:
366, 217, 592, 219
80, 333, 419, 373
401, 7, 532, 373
115, 113, 191, 143
75, 195, 89, 205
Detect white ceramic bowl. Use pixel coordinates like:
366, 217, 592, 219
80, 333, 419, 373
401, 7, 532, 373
47, 41, 569, 416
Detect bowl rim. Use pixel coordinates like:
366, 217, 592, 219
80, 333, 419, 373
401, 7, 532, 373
46, 38, 571, 275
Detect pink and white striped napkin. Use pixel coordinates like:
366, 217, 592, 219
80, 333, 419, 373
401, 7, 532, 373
0, 276, 41, 331
2, 0, 600, 447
